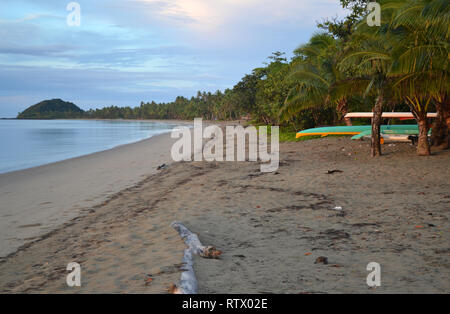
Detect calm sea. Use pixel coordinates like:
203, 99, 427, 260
0, 119, 179, 174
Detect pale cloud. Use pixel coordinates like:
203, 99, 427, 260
133, 0, 347, 49
139, 0, 345, 30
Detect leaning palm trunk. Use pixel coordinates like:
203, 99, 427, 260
444, 100, 450, 143
417, 118, 431, 156
337, 98, 352, 126
371, 94, 383, 157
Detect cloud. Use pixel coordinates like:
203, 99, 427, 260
0, 45, 75, 57
137, 0, 346, 29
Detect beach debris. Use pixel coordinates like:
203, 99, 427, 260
168, 284, 183, 294
304, 252, 312, 256
333, 206, 343, 211
157, 163, 167, 170
326, 170, 343, 174
170, 221, 222, 294
314, 257, 329, 265
200, 246, 222, 259
145, 275, 153, 286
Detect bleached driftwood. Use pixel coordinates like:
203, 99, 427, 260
170, 222, 222, 294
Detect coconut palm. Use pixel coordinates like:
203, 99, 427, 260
281, 33, 353, 126
336, 0, 448, 156
389, 0, 450, 153
337, 17, 398, 157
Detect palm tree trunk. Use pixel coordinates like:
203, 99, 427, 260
371, 93, 383, 157
432, 101, 449, 149
342, 101, 353, 126
338, 99, 352, 126
417, 118, 431, 156
444, 99, 450, 145
344, 116, 353, 126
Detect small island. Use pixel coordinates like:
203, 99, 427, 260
17, 99, 85, 119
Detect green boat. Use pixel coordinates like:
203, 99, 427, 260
351, 128, 422, 140
296, 125, 420, 139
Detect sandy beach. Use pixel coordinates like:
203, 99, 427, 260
0, 130, 184, 258
0, 128, 449, 293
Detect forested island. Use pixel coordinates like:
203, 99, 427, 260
17, 99, 85, 119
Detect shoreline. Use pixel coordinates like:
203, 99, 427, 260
0, 129, 182, 258
0, 119, 193, 176
1, 133, 164, 177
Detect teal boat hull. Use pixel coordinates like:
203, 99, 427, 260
296, 125, 420, 138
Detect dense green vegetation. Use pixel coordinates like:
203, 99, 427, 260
19, 0, 449, 156
17, 99, 85, 119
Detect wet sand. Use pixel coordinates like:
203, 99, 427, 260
0, 133, 449, 293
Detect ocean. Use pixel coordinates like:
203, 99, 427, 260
0, 119, 179, 174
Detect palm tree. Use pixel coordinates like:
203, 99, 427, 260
432, 93, 450, 149
337, 0, 449, 156
337, 19, 398, 157
281, 33, 353, 126
389, 0, 450, 153
283, 0, 448, 157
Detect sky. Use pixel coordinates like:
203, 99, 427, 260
0, 0, 348, 117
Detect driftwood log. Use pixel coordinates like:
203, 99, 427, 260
170, 222, 222, 294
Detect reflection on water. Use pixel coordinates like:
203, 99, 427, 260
0, 120, 179, 174
28, 128, 79, 149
